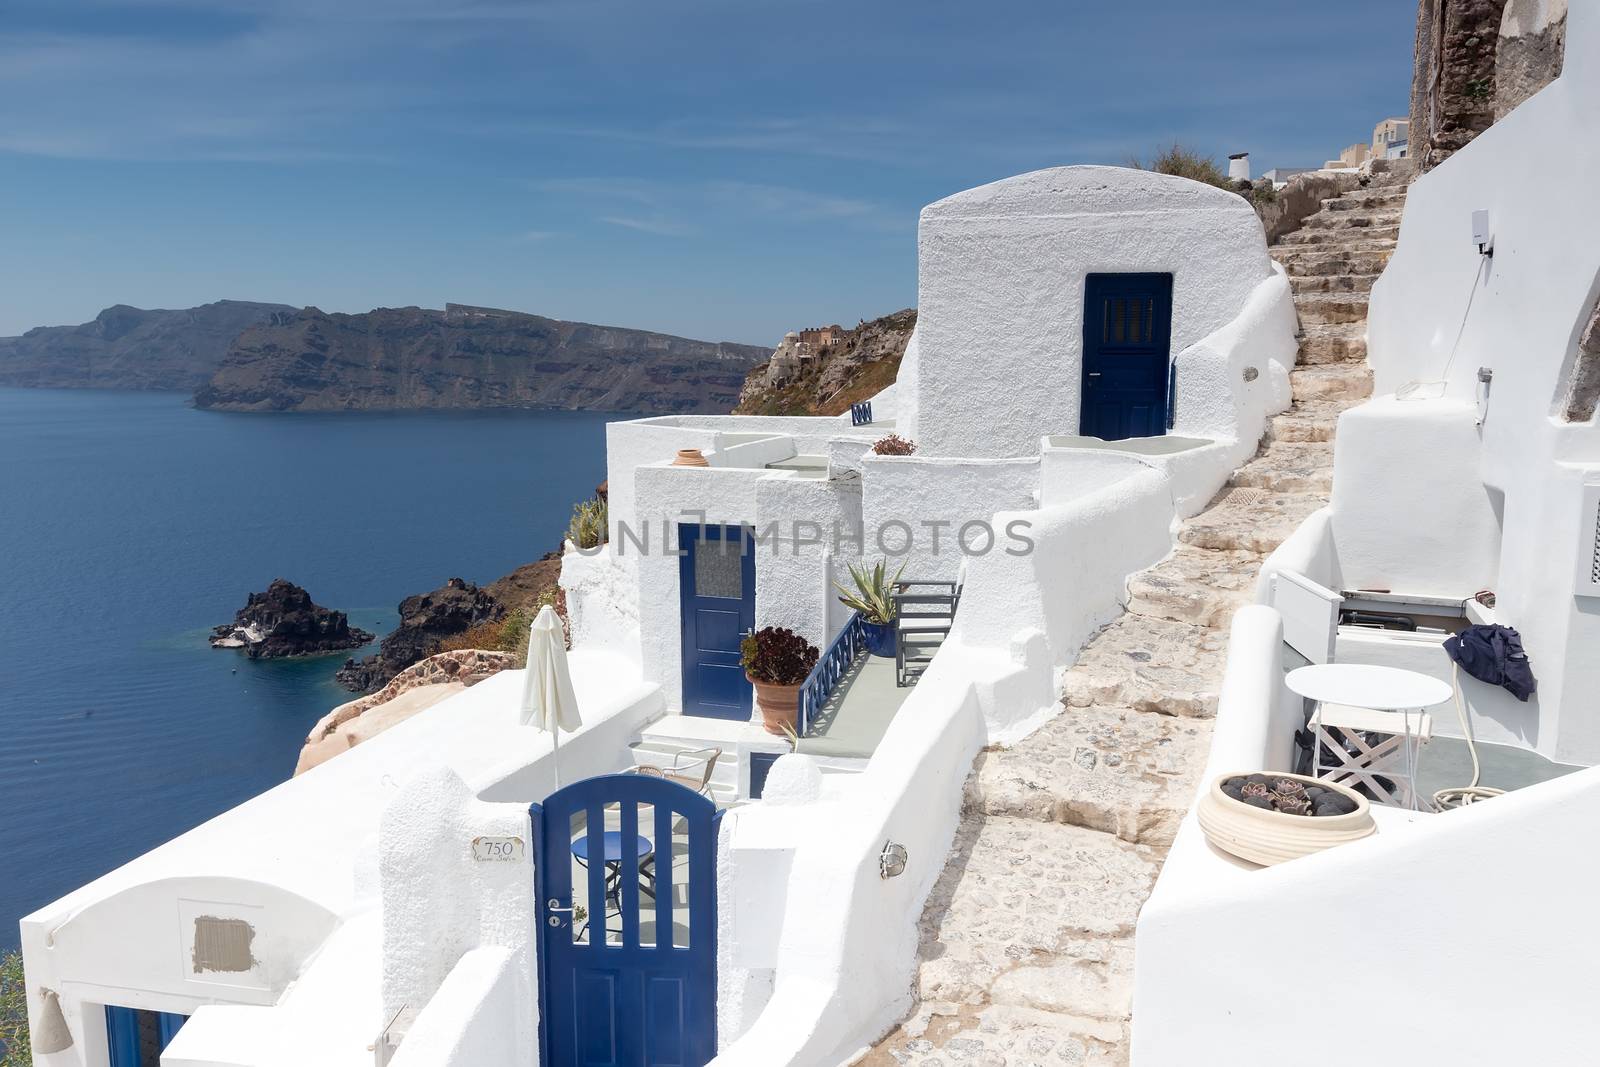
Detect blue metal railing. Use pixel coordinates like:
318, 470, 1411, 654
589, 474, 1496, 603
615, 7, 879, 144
850, 401, 873, 426
797, 612, 865, 736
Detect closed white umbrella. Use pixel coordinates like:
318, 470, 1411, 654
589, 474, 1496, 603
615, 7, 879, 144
521, 604, 581, 786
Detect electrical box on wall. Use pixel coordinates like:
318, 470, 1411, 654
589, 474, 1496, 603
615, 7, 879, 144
1472, 209, 1493, 255
1577, 482, 1600, 597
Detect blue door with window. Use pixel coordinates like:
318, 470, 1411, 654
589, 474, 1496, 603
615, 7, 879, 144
1080, 272, 1174, 441
534, 773, 720, 1067
105, 1005, 187, 1066
678, 523, 756, 720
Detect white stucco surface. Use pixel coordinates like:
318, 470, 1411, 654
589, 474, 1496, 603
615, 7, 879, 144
21, 651, 660, 1067
914, 166, 1276, 458
1342, 3, 1600, 763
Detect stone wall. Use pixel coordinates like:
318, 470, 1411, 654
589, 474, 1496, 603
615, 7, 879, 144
1409, 0, 1568, 171
1254, 171, 1362, 245
1497, 0, 1568, 119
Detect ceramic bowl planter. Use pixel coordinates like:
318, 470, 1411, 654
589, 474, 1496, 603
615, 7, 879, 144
1196, 771, 1375, 867
861, 619, 896, 658
672, 448, 709, 467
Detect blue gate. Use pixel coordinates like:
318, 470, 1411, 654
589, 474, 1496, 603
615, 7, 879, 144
1080, 272, 1175, 441
533, 773, 720, 1067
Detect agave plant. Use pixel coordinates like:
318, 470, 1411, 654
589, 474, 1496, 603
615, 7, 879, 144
833, 558, 906, 625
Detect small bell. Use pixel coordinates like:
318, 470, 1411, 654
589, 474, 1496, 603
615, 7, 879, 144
34, 988, 74, 1053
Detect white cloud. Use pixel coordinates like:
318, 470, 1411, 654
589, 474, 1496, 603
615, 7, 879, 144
598, 215, 696, 238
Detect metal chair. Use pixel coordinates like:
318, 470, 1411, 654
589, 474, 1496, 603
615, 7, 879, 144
893, 580, 962, 687
634, 746, 721, 798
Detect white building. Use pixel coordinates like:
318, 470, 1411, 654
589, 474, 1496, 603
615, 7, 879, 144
1135, 7, 1600, 1064
19, 166, 1298, 1065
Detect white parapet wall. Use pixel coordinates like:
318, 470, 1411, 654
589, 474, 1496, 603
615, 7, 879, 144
955, 465, 1177, 741
1136, 605, 1600, 1065
709, 462, 1187, 1064
387, 948, 525, 1067
1359, 3, 1600, 765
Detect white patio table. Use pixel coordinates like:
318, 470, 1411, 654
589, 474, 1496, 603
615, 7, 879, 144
1287, 663, 1454, 811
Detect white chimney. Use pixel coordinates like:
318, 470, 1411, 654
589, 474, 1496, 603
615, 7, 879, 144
1227, 152, 1250, 182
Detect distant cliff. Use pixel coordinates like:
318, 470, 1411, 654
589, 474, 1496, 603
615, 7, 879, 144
0, 300, 292, 390
193, 303, 767, 414
735, 308, 915, 416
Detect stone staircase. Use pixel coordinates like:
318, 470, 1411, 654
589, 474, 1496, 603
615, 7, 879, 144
861, 166, 1409, 1066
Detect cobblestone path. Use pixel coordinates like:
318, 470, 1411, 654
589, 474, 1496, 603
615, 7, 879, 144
863, 164, 1410, 1066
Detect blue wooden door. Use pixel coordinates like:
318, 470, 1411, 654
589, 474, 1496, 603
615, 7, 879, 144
534, 774, 720, 1067
678, 524, 756, 720
1080, 272, 1174, 441
105, 1005, 188, 1066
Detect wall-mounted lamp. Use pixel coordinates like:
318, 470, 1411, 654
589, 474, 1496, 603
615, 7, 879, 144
878, 841, 908, 880
34, 988, 74, 1053
1472, 208, 1494, 257
1476, 367, 1494, 426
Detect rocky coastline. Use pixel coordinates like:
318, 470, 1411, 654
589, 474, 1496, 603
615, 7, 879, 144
335, 556, 565, 694
210, 579, 373, 659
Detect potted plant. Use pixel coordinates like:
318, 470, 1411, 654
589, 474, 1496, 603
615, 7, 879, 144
833, 558, 905, 657
1196, 771, 1375, 867
871, 433, 917, 456
741, 627, 820, 736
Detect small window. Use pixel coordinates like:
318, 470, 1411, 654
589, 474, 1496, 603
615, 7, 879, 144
1102, 296, 1154, 346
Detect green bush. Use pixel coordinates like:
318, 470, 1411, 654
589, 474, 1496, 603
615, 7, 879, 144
1128, 143, 1234, 191
567, 496, 608, 549
1, 950, 29, 1067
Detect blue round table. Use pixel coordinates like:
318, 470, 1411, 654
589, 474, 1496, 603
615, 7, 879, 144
571, 832, 656, 926
570, 831, 653, 863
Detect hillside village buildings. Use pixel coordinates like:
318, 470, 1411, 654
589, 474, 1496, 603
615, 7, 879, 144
15, 3, 1594, 1066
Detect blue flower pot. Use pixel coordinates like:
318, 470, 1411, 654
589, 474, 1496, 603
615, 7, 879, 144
862, 620, 896, 658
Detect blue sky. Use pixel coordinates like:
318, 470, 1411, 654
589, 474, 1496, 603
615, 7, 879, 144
0, 0, 1415, 344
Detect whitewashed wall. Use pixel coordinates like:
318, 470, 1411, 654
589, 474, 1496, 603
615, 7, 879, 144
1327, 397, 1502, 597
955, 467, 1176, 741
858, 453, 1040, 584
1349, 3, 1599, 763
914, 166, 1275, 457
710, 464, 1188, 1064
387, 948, 524, 1067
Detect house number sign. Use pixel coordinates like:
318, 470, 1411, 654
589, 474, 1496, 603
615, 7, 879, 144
471, 836, 525, 861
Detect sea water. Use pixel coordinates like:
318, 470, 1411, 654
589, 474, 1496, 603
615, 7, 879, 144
0, 388, 617, 948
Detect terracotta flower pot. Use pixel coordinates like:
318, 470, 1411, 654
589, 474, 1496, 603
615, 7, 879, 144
1196, 771, 1375, 867
747, 673, 801, 736
672, 448, 709, 467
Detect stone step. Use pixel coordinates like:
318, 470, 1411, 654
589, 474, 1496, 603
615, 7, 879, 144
1295, 292, 1369, 326
1272, 247, 1393, 277
1301, 208, 1404, 231
1322, 188, 1409, 212
1230, 441, 1336, 494
907, 815, 1158, 1011
868, 1002, 1129, 1066
1289, 272, 1380, 295
1276, 226, 1399, 248
1061, 615, 1226, 718
966, 705, 1212, 846
1179, 485, 1327, 554
1125, 546, 1262, 629
1292, 363, 1373, 403
1267, 399, 1346, 444
1297, 323, 1367, 365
